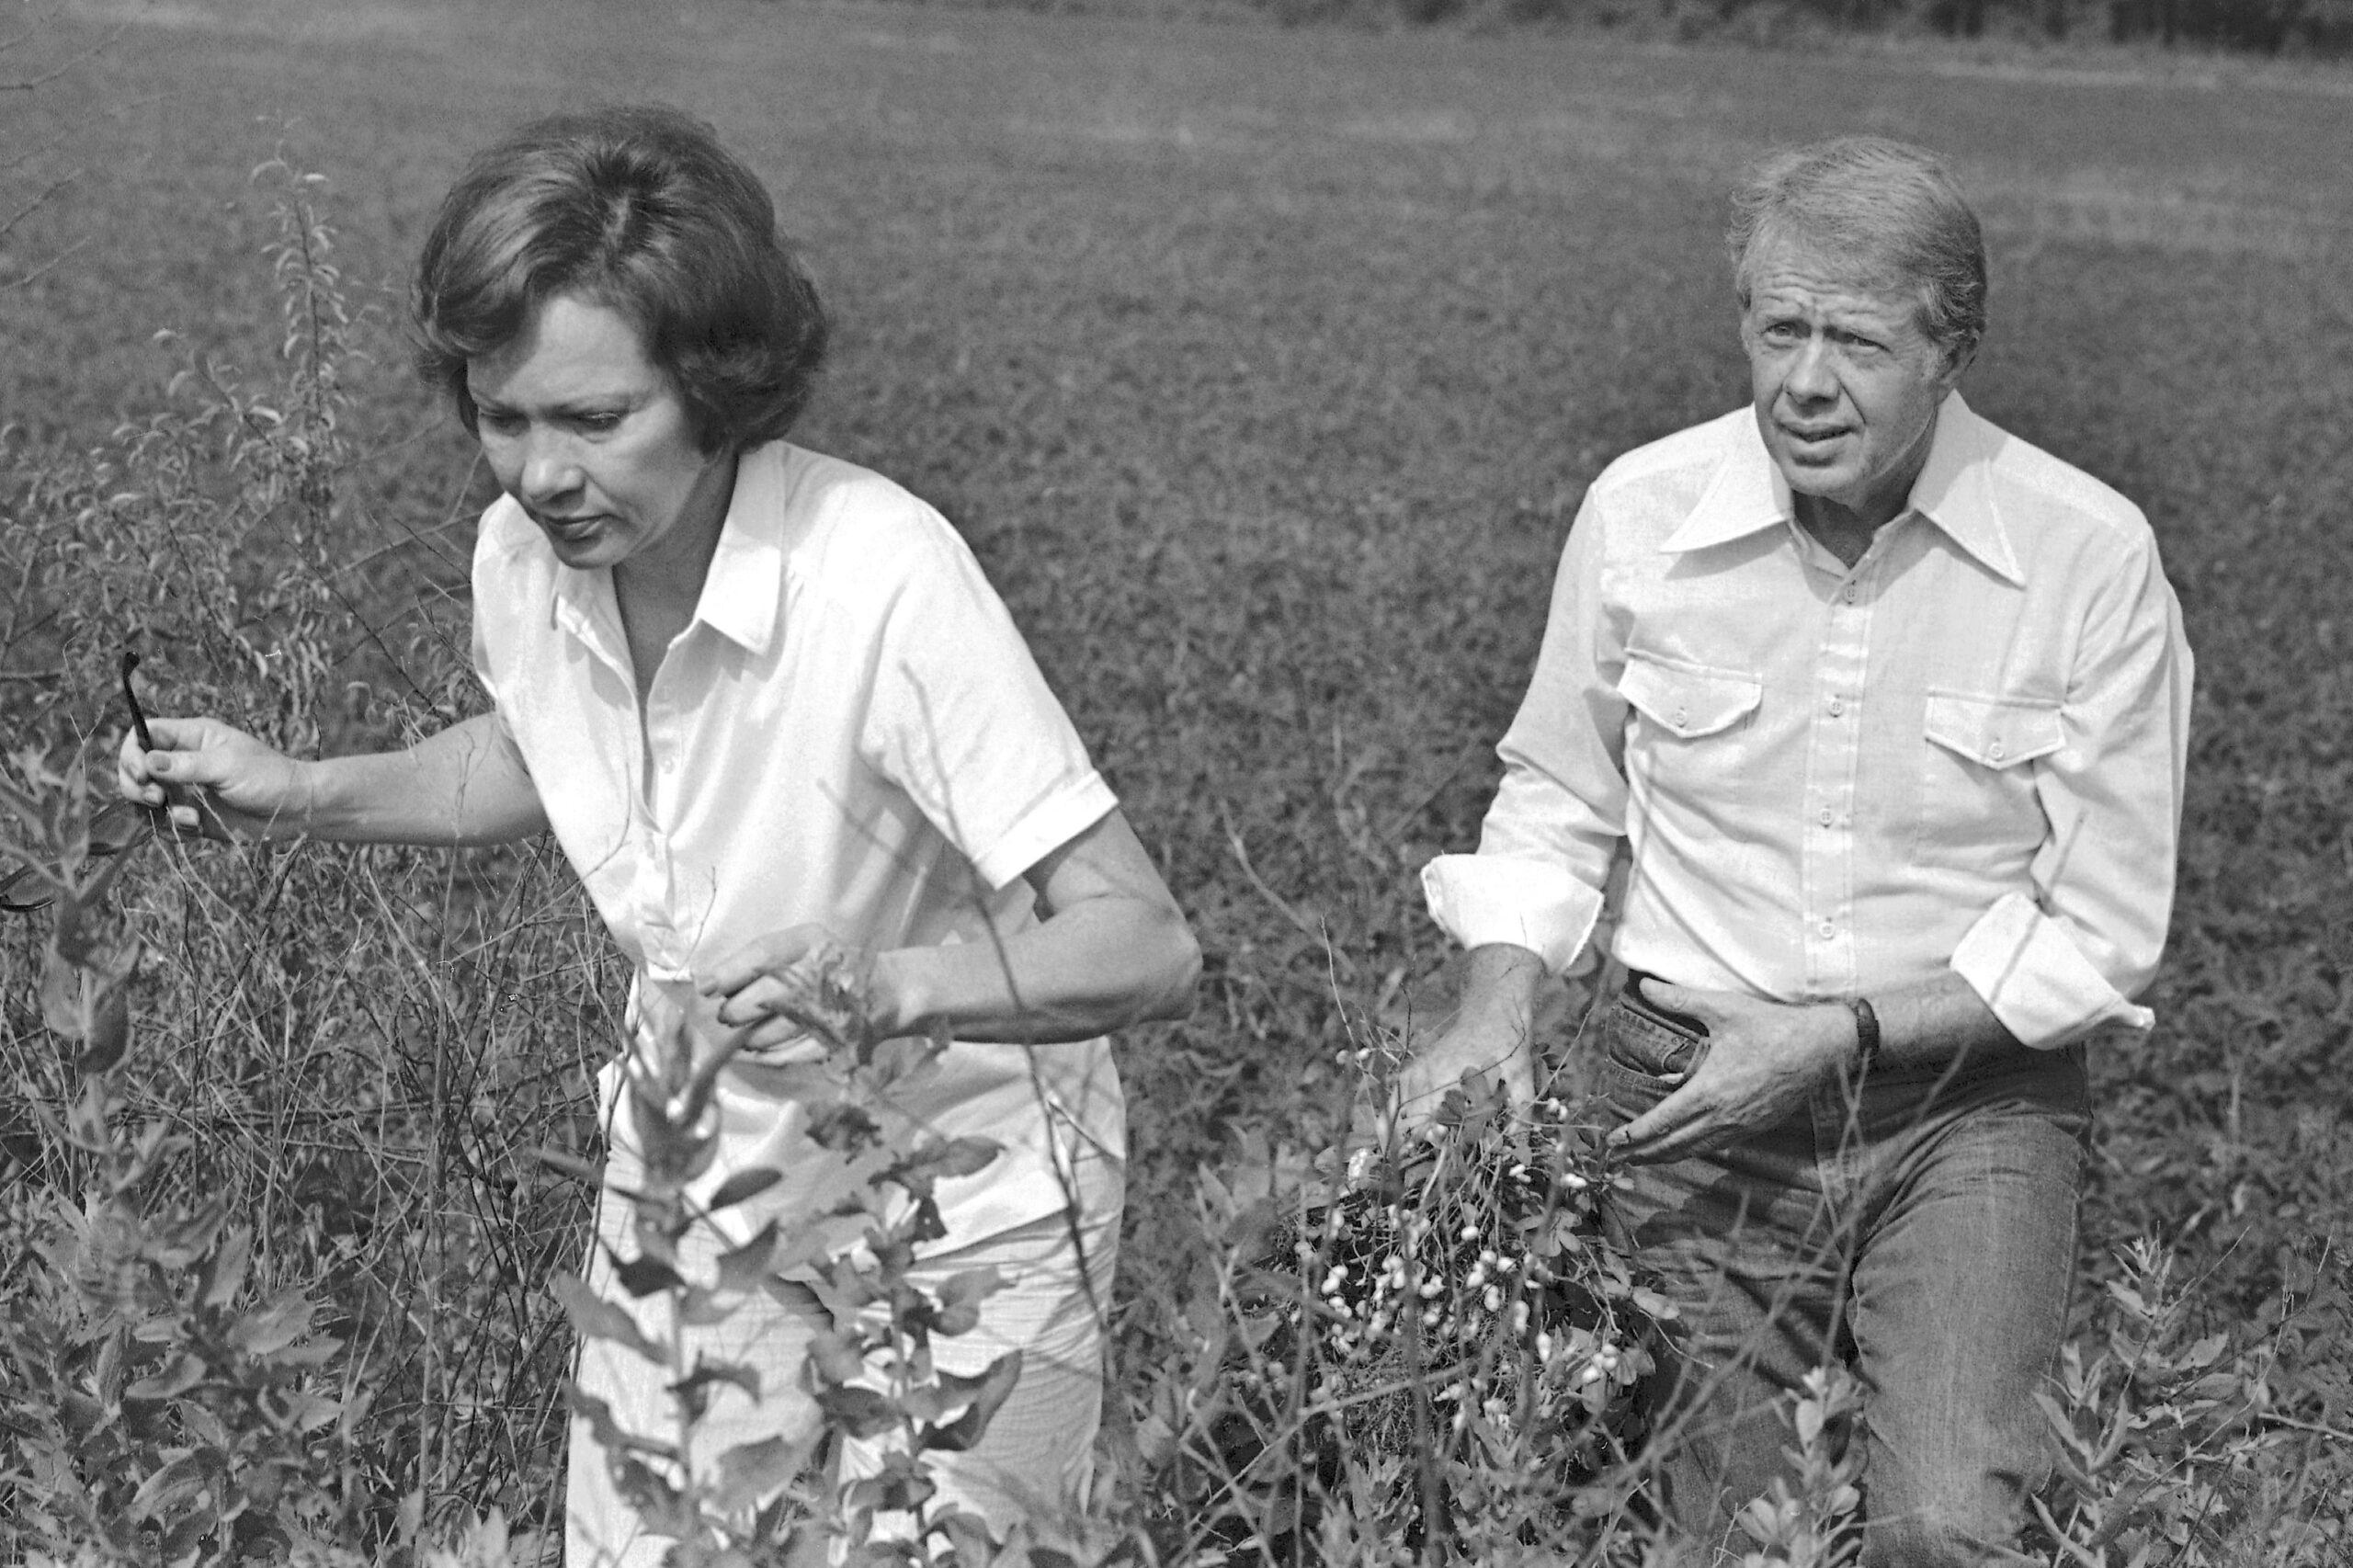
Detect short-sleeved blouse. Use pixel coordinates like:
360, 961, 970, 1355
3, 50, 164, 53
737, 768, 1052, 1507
471, 441, 1123, 1244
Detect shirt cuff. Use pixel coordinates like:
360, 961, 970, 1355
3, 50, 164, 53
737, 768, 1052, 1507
1949, 892, 2154, 1049
1420, 854, 1604, 977
968, 771, 1119, 892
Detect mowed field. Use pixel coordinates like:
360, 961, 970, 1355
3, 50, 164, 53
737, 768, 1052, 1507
4, 0, 2352, 1549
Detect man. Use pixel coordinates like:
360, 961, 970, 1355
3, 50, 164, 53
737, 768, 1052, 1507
1404, 137, 2192, 1564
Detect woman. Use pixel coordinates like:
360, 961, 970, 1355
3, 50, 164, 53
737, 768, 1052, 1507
118, 105, 1199, 1562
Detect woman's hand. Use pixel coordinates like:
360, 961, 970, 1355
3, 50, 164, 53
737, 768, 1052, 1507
699, 812, 1198, 1057
701, 926, 883, 1062
117, 716, 312, 842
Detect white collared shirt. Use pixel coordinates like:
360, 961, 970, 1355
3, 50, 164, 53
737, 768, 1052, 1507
472, 442, 1120, 1242
1423, 394, 2194, 1048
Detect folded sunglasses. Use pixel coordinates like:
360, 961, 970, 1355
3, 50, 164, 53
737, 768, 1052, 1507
0, 653, 162, 915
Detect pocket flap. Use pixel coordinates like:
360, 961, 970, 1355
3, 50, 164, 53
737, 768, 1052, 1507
1924, 692, 2064, 769
1620, 655, 1762, 739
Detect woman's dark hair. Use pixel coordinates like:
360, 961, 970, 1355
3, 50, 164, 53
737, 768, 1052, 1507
411, 105, 827, 453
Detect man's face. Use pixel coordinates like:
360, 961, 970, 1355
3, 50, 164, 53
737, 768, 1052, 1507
1741, 229, 1970, 530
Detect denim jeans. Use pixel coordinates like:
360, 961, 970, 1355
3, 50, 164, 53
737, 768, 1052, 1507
1586, 984, 2088, 1567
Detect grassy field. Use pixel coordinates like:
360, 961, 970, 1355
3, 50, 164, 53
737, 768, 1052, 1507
4, 0, 2351, 1561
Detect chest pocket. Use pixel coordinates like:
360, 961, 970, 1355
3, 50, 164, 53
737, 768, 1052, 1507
1914, 690, 2064, 867
1618, 653, 1763, 801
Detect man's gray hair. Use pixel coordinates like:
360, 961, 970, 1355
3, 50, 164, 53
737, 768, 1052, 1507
1728, 136, 1988, 358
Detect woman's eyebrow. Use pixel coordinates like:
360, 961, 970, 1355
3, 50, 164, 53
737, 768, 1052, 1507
476, 391, 638, 419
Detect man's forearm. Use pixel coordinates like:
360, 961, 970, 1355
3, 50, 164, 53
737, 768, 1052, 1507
1860, 969, 2024, 1072
1450, 942, 1550, 1043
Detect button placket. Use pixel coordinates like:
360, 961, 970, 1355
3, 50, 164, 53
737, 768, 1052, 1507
1800, 555, 1874, 994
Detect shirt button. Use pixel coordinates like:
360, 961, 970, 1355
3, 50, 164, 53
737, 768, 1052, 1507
1989, 741, 2006, 761
1843, 585, 1858, 604
1828, 698, 1846, 717
1673, 708, 1688, 729
659, 752, 678, 773
1818, 809, 1834, 827
1819, 919, 1836, 938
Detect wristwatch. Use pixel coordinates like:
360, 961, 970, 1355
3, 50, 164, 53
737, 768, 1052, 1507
1847, 995, 1881, 1074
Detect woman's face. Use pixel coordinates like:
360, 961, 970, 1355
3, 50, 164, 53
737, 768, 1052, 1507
466, 291, 735, 583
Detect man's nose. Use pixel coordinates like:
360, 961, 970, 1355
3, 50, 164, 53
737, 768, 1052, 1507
1784, 338, 1837, 401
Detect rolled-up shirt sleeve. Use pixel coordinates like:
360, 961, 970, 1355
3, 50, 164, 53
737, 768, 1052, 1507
1423, 496, 1624, 976
469, 517, 522, 750
1950, 529, 2193, 1047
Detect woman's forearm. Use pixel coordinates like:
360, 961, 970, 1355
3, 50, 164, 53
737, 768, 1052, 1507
871, 810, 1199, 1045
302, 713, 548, 846
875, 895, 1199, 1045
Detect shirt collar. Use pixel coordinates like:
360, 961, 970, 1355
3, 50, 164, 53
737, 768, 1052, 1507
691, 445, 788, 655
1662, 392, 2025, 586
547, 445, 790, 662
1904, 394, 2024, 585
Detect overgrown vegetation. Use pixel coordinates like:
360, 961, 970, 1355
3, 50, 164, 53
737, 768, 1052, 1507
4, 4, 2350, 1563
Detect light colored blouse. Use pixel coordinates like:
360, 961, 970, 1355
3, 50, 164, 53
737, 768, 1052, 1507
1423, 394, 2194, 1049
472, 441, 1121, 1244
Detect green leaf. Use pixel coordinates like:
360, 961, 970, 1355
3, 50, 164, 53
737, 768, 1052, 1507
935, 1267, 1005, 1312
227, 1290, 314, 1358
845, 1451, 936, 1516
715, 1222, 779, 1292
804, 1101, 880, 1153
611, 1453, 694, 1538
154, 1196, 232, 1269
551, 1276, 663, 1363
567, 1387, 678, 1461
926, 1137, 1000, 1180
932, 1267, 1006, 1337
198, 1225, 252, 1310
668, 1356, 762, 1422
76, 984, 131, 1074
709, 1433, 810, 1516
124, 1352, 208, 1403
39, 951, 84, 1040
807, 1330, 870, 1387
814, 1384, 899, 1439
677, 1285, 735, 1326
131, 1447, 214, 1521
919, 1350, 1023, 1453
278, 1387, 343, 1434
705, 1165, 783, 1212
533, 1145, 604, 1186
609, 1248, 686, 1300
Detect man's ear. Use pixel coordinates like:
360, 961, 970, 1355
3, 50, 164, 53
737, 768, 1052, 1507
1938, 335, 1979, 390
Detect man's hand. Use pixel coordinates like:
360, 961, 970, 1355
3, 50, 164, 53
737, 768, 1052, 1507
1391, 1014, 1536, 1141
1606, 979, 1856, 1164
1387, 943, 1548, 1141
118, 716, 312, 842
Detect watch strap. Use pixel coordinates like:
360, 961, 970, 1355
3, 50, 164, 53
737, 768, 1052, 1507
1847, 995, 1881, 1074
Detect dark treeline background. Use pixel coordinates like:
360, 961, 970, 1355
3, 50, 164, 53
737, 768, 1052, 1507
1160, 0, 2353, 55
